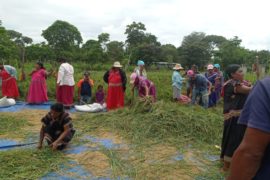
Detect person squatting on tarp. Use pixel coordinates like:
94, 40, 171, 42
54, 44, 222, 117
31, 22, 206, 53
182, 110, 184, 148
0, 64, 19, 99
56, 57, 75, 108
103, 61, 127, 110
220, 64, 252, 171
27, 62, 49, 104
38, 103, 75, 150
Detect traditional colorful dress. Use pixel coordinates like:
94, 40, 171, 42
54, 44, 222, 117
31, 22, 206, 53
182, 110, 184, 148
134, 77, 156, 101
27, 69, 48, 104
220, 79, 249, 163
104, 69, 126, 110
56, 63, 75, 107
205, 72, 218, 107
0, 68, 19, 98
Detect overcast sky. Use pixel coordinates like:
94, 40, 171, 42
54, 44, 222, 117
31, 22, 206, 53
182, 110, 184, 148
1, 0, 270, 50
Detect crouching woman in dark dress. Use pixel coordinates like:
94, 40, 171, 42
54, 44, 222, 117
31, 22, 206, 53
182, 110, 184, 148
37, 103, 75, 150
220, 64, 252, 171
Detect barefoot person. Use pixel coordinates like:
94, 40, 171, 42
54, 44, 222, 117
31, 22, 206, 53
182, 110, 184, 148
0, 64, 19, 99
220, 64, 252, 171
38, 103, 75, 150
27, 62, 48, 104
103, 62, 126, 110
56, 58, 75, 108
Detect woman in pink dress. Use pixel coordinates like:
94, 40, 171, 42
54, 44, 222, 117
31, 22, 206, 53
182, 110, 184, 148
27, 62, 48, 104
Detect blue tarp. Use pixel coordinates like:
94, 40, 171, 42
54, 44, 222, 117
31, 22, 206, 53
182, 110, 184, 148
0, 101, 76, 113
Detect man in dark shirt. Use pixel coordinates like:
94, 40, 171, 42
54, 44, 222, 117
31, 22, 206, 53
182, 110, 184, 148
229, 77, 270, 179
38, 103, 75, 150
187, 70, 211, 109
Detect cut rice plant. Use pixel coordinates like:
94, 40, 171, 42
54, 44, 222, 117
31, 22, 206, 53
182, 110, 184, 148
79, 100, 223, 147
0, 148, 66, 180
0, 115, 29, 138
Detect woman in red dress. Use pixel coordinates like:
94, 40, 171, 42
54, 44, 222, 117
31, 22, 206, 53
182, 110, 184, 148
0, 65, 19, 99
103, 62, 127, 110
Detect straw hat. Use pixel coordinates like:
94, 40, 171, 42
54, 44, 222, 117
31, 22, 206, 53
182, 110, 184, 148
113, 61, 122, 68
173, 64, 184, 70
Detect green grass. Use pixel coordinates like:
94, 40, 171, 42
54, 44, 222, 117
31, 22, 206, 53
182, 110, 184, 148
0, 148, 66, 180
78, 100, 223, 146
3, 62, 257, 179
0, 116, 29, 138
74, 99, 224, 178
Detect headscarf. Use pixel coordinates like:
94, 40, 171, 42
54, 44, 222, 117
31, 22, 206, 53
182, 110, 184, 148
137, 60, 145, 66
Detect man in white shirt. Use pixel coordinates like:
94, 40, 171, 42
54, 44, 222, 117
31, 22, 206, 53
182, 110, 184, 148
56, 58, 75, 108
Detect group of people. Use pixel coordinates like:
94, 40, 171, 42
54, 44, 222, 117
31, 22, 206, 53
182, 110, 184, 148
1, 58, 269, 179
171, 63, 224, 108
0, 58, 157, 111
172, 62, 270, 179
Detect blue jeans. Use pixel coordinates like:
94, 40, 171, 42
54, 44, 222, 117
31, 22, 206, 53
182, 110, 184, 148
191, 89, 208, 109
80, 95, 91, 104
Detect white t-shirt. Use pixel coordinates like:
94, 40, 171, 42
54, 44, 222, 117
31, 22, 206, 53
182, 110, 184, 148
57, 63, 75, 86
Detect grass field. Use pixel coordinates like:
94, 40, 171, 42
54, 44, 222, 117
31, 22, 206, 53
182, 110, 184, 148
0, 62, 265, 179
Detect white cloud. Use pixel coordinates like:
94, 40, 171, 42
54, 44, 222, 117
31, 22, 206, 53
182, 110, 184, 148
0, 0, 270, 50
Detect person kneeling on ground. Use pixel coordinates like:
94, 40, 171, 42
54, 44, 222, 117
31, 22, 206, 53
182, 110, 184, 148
38, 103, 75, 150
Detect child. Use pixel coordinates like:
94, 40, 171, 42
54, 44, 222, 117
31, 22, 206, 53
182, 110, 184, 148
95, 85, 105, 104
77, 71, 94, 104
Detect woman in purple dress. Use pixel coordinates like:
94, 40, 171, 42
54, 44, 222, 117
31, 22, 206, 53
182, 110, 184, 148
132, 76, 156, 102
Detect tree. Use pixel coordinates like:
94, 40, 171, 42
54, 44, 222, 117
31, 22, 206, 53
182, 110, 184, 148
82, 39, 103, 63
219, 37, 248, 67
98, 33, 110, 51
160, 44, 179, 63
7, 30, 33, 68
0, 23, 17, 61
132, 43, 161, 65
42, 20, 82, 56
26, 43, 54, 61
125, 22, 146, 49
179, 32, 210, 68
107, 41, 125, 62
